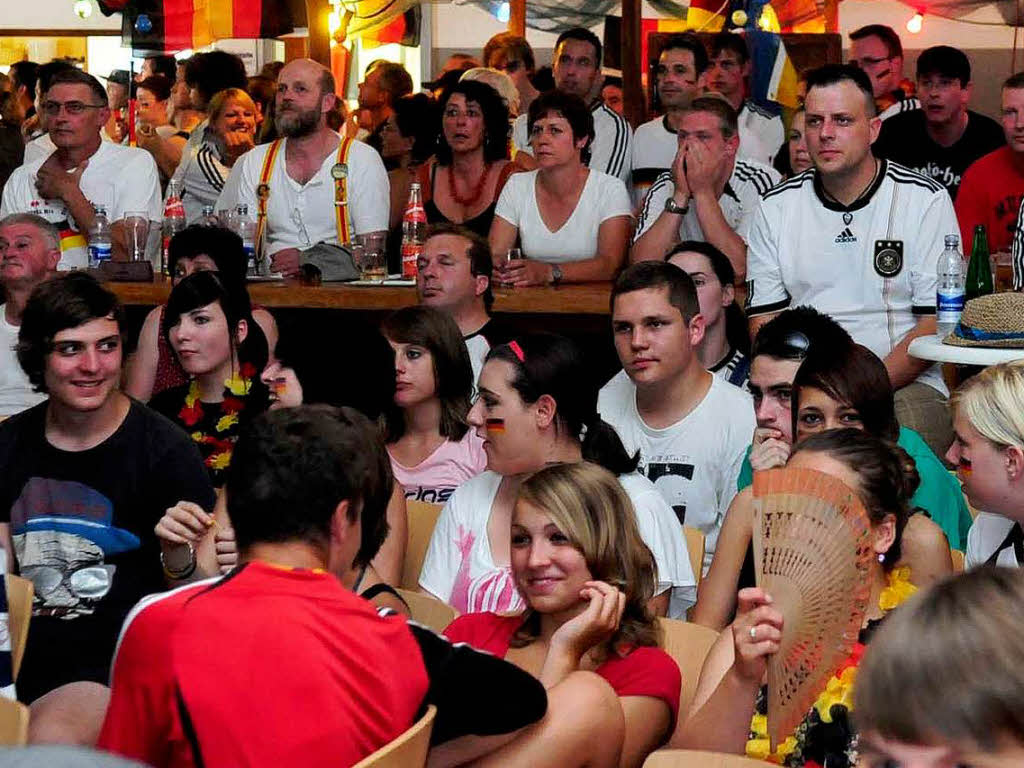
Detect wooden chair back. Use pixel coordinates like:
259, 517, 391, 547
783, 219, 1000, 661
951, 548, 965, 573
0, 696, 29, 746
643, 749, 766, 768
352, 704, 436, 768
402, 502, 443, 590
657, 618, 720, 741
682, 527, 705, 586
397, 589, 458, 634
5, 575, 32, 681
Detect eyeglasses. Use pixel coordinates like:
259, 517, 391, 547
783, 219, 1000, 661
42, 100, 105, 117
850, 56, 891, 69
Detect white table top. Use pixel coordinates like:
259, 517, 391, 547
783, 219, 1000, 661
909, 335, 1024, 365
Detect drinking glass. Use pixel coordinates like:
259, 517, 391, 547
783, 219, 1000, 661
501, 248, 522, 289
357, 233, 387, 282
122, 211, 150, 262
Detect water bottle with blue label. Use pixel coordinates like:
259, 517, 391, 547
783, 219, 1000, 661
88, 205, 112, 268
936, 234, 965, 337
235, 204, 258, 277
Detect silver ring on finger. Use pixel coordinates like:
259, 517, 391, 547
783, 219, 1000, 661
749, 626, 757, 640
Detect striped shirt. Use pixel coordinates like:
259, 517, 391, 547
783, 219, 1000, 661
512, 100, 633, 184
175, 140, 231, 224
633, 158, 780, 245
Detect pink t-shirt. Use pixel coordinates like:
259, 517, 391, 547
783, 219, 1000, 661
389, 430, 487, 505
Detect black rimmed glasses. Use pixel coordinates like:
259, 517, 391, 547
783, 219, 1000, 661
42, 100, 106, 117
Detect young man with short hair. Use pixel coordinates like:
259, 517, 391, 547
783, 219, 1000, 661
511, 27, 633, 183
416, 224, 508, 383
959, 72, 1024, 255
483, 33, 540, 116
631, 33, 708, 204
705, 33, 784, 166
1, 70, 163, 267
0, 213, 60, 416
0, 273, 214, 704
745, 64, 958, 457
872, 46, 1004, 200
599, 261, 754, 572
632, 96, 779, 279
848, 24, 919, 120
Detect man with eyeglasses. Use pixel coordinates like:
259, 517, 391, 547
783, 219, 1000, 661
746, 64, 959, 457
705, 33, 784, 167
848, 24, 919, 121
872, 46, 1003, 200
216, 59, 388, 279
631, 96, 779, 279
0, 272, 214, 705
0, 70, 162, 269
631, 33, 708, 206
510, 27, 633, 184
484, 33, 540, 116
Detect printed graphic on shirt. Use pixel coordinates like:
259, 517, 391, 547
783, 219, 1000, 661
403, 485, 456, 505
449, 524, 524, 615
10, 477, 140, 619
642, 459, 696, 526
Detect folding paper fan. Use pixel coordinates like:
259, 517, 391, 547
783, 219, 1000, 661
751, 467, 874, 751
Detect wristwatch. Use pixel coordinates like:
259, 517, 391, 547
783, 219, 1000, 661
550, 265, 563, 286
664, 197, 690, 215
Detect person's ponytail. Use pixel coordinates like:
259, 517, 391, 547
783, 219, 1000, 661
581, 414, 640, 476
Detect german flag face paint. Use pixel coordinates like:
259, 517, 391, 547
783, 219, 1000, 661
958, 457, 972, 477
486, 418, 506, 434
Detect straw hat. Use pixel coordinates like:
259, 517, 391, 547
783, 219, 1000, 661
945, 293, 1024, 348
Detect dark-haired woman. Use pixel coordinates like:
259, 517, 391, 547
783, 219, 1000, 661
490, 90, 631, 287
446, 461, 681, 768
125, 225, 277, 402
148, 271, 269, 485
382, 306, 487, 504
384, 93, 438, 271
419, 333, 695, 618
415, 80, 516, 239
667, 241, 750, 389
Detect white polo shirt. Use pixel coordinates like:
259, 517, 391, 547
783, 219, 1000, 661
631, 116, 679, 207
737, 101, 785, 166
745, 160, 956, 395
0, 141, 162, 270
512, 101, 633, 184
633, 158, 780, 244
216, 133, 389, 256
22, 133, 56, 165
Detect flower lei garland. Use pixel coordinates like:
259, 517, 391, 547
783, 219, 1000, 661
746, 566, 917, 766
178, 363, 256, 471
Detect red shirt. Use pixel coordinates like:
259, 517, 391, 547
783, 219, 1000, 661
955, 145, 1024, 253
444, 612, 681, 728
98, 561, 429, 768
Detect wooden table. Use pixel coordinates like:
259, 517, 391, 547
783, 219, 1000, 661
107, 278, 614, 316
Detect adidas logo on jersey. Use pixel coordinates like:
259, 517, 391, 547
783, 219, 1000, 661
834, 227, 857, 243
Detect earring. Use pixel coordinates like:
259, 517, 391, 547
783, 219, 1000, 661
877, 553, 885, 563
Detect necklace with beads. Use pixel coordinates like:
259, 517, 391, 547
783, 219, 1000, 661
448, 161, 491, 208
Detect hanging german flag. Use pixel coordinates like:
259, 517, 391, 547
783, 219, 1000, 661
108, 0, 303, 53
359, 5, 421, 48
345, 0, 421, 46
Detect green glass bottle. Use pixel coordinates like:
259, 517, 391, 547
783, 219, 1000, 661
966, 224, 993, 300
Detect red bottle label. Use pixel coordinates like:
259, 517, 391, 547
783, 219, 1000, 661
402, 242, 422, 277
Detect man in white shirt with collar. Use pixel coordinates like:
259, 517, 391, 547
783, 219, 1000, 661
217, 59, 389, 278
706, 32, 784, 166
1, 70, 162, 269
599, 261, 754, 572
745, 64, 957, 456
631, 33, 708, 206
511, 27, 633, 184
631, 96, 779, 280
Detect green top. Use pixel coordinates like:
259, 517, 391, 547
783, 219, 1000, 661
736, 426, 973, 550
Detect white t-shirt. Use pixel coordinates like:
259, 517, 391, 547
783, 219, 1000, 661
0, 141, 162, 270
216, 133, 389, 256
598, 371, 755, 571
0, 308, 46, 417
631, 116, 679, 207
465, 333, 490, 387
965, 512, 1022, 569
22, 133, 56, 165
494, 169, 632, 264
419, 469, 697, 618
745, 161, 955, 395
512, 102, 633, 184
737, 101, 785, 166
634, 158, 780, 245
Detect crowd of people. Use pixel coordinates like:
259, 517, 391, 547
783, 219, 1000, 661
0, 19, 1023, 768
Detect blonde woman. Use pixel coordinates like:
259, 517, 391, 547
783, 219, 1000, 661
444, 461, 681, 768
173, 87, 258, 222
856, 567, 1024, 767
947, 361, 1024, 568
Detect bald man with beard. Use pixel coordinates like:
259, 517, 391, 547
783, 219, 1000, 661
217, 59, 389, 278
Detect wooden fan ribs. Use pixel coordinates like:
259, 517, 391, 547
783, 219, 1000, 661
751, 468, 873, 751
